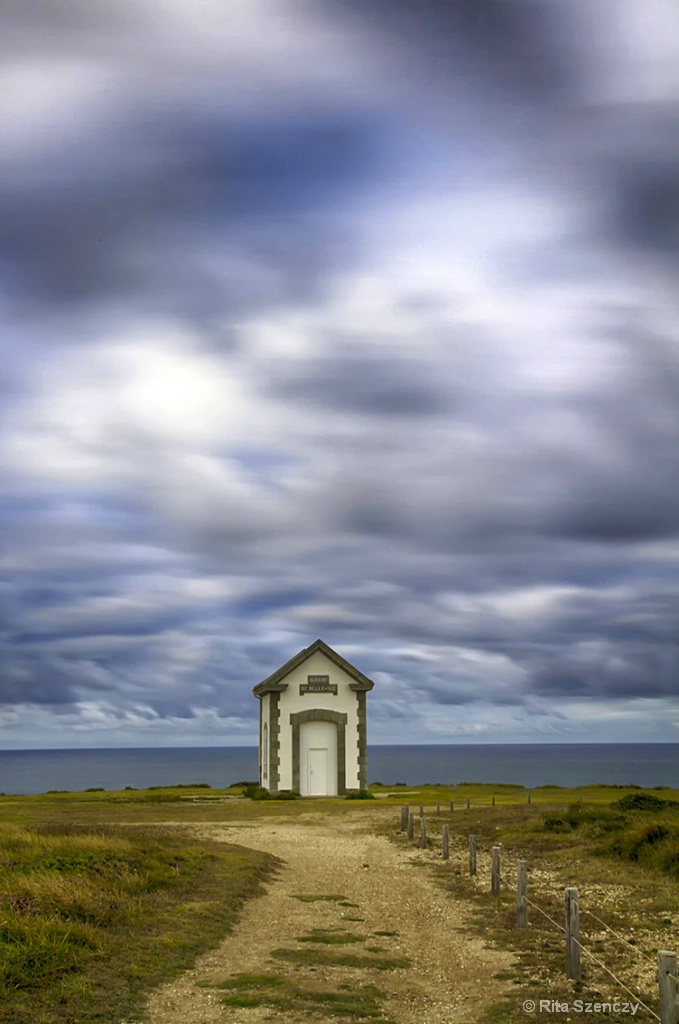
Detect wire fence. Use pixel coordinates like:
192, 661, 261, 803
398, 804, 679, 1024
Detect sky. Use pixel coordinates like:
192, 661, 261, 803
1, 0, 679, 750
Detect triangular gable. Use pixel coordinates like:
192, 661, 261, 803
252, 638, 374, 696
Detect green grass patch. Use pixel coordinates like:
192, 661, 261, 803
271, 946, 411, 970
214, 971, 388, 1018
297, 928, 366, 944
292, 892, 350, 903
0, 821, 277, 1024
373, 930, 399, 937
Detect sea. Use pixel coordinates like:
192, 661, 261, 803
0, 744, 677, 796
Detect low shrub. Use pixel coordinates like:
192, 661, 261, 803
241, 785, 299, 800
345, 790, 375, 800
614, 792, 679, 812
543, 816, 573, 833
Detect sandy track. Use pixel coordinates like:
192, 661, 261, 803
136, 808, 513, 1024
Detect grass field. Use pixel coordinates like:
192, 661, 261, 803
0, 800, 278, 1024
2, 780, 679, 1023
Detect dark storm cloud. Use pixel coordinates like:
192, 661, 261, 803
522, 641, 679, 701
335, 0, 575, 101
553, 484, 679, 543
0, 655, 85, 707
544, 332, 679, 543
612, 161, 679, 256
269, 351, 454, 417
0, 107, 390, 312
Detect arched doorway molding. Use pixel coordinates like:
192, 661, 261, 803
290, 708, 347, 795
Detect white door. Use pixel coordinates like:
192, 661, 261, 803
307, 747, 328, 796
299, 720, 338, 795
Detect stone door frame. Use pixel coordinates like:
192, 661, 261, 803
290, 709, 348, 795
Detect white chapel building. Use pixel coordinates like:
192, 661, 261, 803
252, 639, 374, 796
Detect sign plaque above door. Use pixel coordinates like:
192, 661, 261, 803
300, 674, 337, 695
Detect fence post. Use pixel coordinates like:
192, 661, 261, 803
469, 835, 477, 876
449, 800, 454, 814
527, 792, 531, 805
419, 805, 424, 818
420, 815, 427, 849
492, 795, 495, 807
408, 812, 414, 840
658, 951, 678, 1024
400, 805, 409, 832
442, 825, 449, 860
565, 887, 581, 980
466, 797, 470, 810
436, 803, 440, 816
517, 860, 527, 926
491, 846, 501, 895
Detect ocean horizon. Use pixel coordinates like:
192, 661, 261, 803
1, 743, 678, 796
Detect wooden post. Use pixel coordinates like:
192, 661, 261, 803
658, 951, 678, 1024
442, 825, 449, 860
466, 797, 470, 810
449, 800, 454, 813
517, 860, 527, 926
491, 846, 501, 895
408, 812, 414, 840
527, 792, 531, 805
565, 887, 581, 980
419, 805, 424, 818
420, 815, 427, 849
492, 795, 495, 807
469, 835, 477, 876
400, 805, 409, 832
436, 803, 440, 816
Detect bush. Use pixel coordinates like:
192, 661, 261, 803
610, 823, 676, 864
543, 816, 573, 833
614, 793, 679, 812
242, 785, 269, 800
345, 790, 375, 800
241, 786, 299, 801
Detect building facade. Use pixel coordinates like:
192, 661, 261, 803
252, 639, 374, 796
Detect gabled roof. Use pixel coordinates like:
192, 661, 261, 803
252, 638, 374, 697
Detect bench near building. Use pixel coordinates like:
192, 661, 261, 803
252, 639, 374, 796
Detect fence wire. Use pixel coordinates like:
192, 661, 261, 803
402, 808, 675, 1023
580, 907, 658, 966
523, 894, 567, 933
571, 936, 661, 1022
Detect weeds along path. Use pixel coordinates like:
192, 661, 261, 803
137, 807, 514, 1024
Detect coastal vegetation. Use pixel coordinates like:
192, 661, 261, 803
0, 809, 276, 1024
2, 780, 679, 1022
390, 790, 679, 1023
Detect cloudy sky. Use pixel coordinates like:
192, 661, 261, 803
2, 0, 679, 750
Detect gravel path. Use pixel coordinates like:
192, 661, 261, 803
138, 808, 514, 1024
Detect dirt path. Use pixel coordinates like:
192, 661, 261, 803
138, 808, 514, 1024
